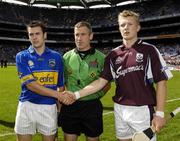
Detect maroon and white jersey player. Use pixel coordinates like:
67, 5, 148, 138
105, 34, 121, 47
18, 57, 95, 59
69, 10, 173, 140
101, 39, 172, 106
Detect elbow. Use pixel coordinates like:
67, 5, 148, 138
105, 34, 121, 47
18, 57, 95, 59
26, 83, 32, 90
26, 81, 37, 91
98, 77, 109, 90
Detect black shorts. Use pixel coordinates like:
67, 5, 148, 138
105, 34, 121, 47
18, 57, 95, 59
58, 99, 103, 137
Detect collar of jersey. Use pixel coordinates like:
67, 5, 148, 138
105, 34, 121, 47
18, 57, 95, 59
28, 45, 50, 54
74, 47, 95, 55
121, 39, 142, 50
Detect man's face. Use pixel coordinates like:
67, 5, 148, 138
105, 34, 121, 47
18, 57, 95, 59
118, 16, 140, 41
74, 26, 93, 51
27, 26, 46, 49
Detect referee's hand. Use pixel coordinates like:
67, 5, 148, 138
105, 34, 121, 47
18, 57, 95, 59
58, 91, 76, 105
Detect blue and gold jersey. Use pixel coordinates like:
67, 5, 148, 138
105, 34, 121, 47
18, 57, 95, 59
16, 46, 64, 104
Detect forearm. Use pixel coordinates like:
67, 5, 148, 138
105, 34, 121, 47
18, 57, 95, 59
26, 81, 59, 99
78, 77, 108, 98
151, 80, 167, 132
56, 86, 64, 112
156, 80, 167, 112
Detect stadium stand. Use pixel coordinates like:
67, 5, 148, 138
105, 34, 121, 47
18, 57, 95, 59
0, 0, 180, 67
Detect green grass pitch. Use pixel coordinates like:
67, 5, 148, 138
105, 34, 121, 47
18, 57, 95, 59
0, 66, 180, 140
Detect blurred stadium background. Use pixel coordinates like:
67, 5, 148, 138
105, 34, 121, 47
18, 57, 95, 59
0, 0, 180, 140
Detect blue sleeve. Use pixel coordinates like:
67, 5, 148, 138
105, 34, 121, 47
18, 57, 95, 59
16, 52, 35, 85
57, 54, 64, 87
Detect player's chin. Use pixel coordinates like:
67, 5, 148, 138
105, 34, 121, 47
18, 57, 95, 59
75, 43, 81, 48
123, 36, 131, 40
33, 44, 41, 48
76, 45, 84, 50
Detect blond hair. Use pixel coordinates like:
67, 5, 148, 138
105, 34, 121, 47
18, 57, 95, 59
118, 10, 140, 25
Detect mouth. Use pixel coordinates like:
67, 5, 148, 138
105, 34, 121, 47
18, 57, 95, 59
124, 31, 129, 35
32, 41, 38, 44
77, 42, 82, 45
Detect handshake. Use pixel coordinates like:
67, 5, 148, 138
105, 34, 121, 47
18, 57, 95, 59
56, 91, 80, 105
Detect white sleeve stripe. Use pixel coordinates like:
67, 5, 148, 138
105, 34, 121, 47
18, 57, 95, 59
147, 56, 153, 80
154, 47, 173, 80
110, 60, 116, 80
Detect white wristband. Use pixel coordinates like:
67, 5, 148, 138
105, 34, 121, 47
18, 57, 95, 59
155, 111, 165, 118
74, 91, 80, 100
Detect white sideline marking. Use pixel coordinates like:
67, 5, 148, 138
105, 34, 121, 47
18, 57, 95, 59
0, 132, 15, 137
1, 98, 180, 137
166, 98, 180, 102
103, 111, 114, 115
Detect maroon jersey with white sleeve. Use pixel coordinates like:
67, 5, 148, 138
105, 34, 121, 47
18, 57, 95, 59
101, 39, 172, 106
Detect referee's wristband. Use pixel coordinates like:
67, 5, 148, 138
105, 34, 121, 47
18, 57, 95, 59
74, 91, 80, 100
155, 111, 165, 118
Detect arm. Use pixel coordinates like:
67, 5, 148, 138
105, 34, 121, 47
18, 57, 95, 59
57, 86, 65, 112
75, 77, 108, 99
27, 81, 74, 104
156, 80, 167, 112
152, 80, 167, 132
26, 81, 61, 100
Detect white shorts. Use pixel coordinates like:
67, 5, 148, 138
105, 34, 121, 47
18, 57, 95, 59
14, 101, 57, 136
114, 103, 156, 141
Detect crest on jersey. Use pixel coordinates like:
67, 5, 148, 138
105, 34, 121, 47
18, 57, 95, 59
49, 59, 56, 68
28, 60, 34, 68
89, 59, 98, 68
136, 53, 143, 62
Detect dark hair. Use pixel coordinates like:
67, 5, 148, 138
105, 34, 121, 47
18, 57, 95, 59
74, 21, 92, 33
26, 20, 46, 33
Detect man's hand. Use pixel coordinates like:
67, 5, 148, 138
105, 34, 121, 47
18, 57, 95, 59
152, 115, 166, 133
57, 91, 76, 105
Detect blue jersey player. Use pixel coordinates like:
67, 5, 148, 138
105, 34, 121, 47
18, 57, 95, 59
14, 20, 73, 141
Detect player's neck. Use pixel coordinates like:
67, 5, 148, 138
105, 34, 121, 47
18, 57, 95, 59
34, 45, 45, 55
123, 38, 138, 49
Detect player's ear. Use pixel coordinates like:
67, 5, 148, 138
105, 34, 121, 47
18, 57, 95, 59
137, 25, 141, 32
44, 32, 47, 39
90, 32, 93, 40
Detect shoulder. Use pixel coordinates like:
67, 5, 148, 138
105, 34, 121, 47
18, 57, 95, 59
63, 49, 75, 58
140, 41, 157, 50
107, 45, 122, 57
48, 48, 61, 56
112, 45, 122, 52
139, 41, 161, 57
15, 49, 30, 64
16, 49, 29, 59
95, 49, 105, 57
48, 48, 63, 59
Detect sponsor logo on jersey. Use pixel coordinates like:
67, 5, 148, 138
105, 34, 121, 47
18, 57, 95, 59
115, 65, 144, 77
33, 71, 58, 85
136, 53, 143, 62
